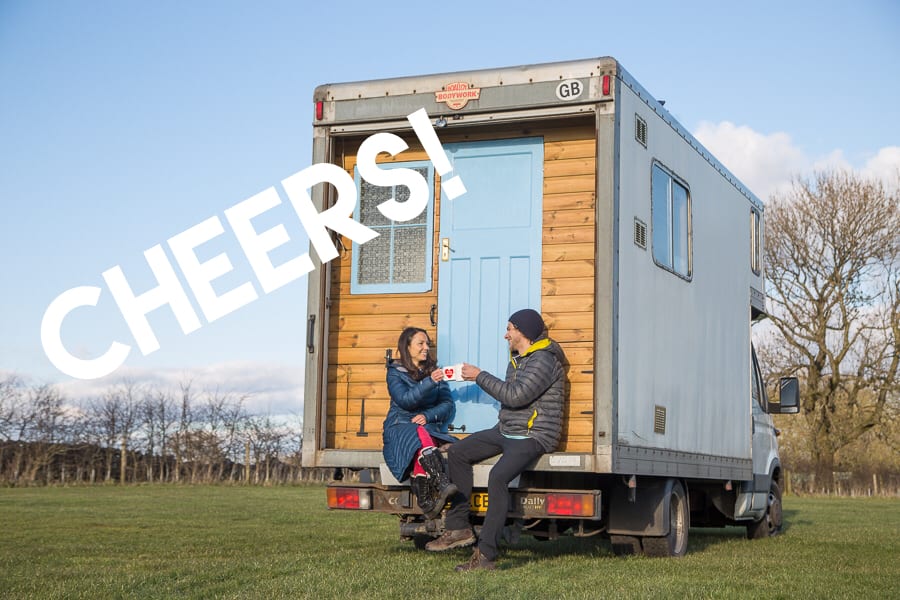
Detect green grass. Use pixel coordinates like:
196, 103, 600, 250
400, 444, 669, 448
1, 486, 897, 599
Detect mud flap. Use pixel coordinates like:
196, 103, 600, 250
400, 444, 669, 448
607, 477, 675, 536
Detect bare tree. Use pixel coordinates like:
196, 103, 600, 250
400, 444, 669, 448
21, 385, 71, 482
155, 389, 178, 482
762, 170, 900, 490
89, 381, 139, 482
130, 387, 178, 483
244, 415, 289, 484
0, 375, 22, 442
173, 380, 195, 483
200, 388, 247, 481
0, 378, 17, 480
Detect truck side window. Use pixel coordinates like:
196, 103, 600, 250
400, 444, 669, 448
750, 345, 767, 410
651, 162, 692, 278
351, 162, 435, 294
750, 208, 762, 275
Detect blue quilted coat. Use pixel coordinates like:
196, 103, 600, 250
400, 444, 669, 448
382, 361, 456, 481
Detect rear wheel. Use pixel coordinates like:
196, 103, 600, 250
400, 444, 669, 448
642, 480, 689, 557
747, 481, 783, 539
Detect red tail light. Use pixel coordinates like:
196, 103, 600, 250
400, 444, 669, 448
546, 493, 595, 517
602, 75, 611, 96
315, 101, 324, 120
327, 487, 371, 509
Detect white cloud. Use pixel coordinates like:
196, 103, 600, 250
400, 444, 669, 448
694, 121, 804, 201
52, 361, 304, 419
861, 147, 900, 189
693, 122, 900, 201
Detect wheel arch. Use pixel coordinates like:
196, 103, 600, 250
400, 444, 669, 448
607, 477, 688, 537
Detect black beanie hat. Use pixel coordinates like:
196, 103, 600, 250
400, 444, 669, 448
508, 309, 545, 342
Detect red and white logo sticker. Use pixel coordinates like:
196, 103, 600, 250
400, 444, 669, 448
435, 82, 481, 110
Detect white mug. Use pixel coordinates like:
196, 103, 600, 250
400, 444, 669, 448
441, 364, 464, 381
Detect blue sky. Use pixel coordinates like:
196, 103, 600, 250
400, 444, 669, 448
1, 1, 898, 414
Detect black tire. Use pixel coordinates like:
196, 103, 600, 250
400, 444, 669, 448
641, 480, 689, 558
412, 533, 434, 550
610, 535, 642, 556
747, 480, 783, 539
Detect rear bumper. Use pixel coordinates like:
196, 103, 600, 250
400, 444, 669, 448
326, 483, 602, 521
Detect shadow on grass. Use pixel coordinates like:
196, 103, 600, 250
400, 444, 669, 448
389, 512, 806, 569
389, 527, 752, 568
381, 503, 809, 569
781, 507, 805, 530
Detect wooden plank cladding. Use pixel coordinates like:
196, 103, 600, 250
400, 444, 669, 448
325, 120, 596, 453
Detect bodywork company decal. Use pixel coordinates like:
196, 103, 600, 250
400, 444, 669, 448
435, 82, 481, 110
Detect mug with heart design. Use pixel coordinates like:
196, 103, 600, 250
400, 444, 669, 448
442, 363, 464, 381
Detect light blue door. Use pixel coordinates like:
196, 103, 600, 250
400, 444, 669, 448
437, 138, 543, 433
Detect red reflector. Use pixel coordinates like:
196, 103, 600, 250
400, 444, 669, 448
315, 101, 324, 120
327, 487, 362, 509
547, 493, 594, 517
602, 75, 611, 96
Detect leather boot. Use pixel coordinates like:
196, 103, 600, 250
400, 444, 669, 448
418, 447, 458, 519
410, 475, 436, 517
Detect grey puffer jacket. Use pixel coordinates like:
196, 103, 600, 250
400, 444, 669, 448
474, 337, 567, 452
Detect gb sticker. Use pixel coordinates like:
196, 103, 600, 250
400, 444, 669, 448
556, 79, 583, 101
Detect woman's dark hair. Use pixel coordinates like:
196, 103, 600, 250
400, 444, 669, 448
396, 327, 436, 381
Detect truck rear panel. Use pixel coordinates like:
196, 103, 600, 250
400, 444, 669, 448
302, 57, 762, 483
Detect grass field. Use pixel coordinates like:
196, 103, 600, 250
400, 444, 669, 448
1, 485, 897, 599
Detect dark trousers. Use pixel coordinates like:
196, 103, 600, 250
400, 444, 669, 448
444, 426, 544, 561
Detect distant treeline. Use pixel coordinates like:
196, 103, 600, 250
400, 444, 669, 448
0, 376, 330, 485
2, 375, 897, 494
0, 440, 332, 485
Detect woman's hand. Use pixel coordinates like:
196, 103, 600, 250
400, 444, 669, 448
411, 414, 427, 426
430, 368, 444, 383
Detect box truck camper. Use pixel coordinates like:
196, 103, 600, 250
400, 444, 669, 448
301, 57, 799, 556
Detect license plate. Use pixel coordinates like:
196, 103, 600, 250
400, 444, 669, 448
470, 492, 489, 512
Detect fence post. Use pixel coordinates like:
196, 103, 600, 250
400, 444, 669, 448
873, 473, 879, 496
120, 436, 127, 485
244, 441, 251, 484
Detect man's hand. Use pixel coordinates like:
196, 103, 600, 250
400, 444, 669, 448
411, 414, 427, 426
461, 363, 481, 381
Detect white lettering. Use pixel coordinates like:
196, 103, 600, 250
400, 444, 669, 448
41, 107, 460, 379
282, 162, 378, 263
102, 245, 201, 355
225, 187, 314, 293
168, 216, 257, 322
357, 133, 429, 222
40, 286, 131, 379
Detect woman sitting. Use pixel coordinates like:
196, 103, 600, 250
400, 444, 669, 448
383, 327, 457, 518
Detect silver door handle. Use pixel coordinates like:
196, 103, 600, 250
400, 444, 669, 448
441, 238, 454, 261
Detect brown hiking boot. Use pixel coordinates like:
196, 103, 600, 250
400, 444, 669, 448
424, 527, 476, 552
455, 548, 496, 572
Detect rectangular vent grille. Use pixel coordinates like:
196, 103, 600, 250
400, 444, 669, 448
654, 405, 666, 434
635, 114, 648, 147
634, 218, 647, 249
